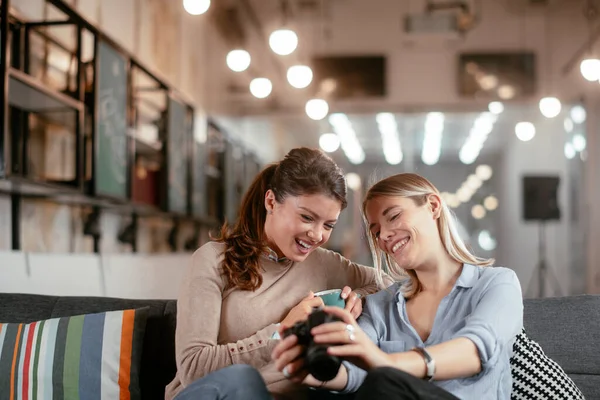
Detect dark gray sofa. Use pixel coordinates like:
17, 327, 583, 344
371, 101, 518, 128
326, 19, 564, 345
0, 293, 598, 399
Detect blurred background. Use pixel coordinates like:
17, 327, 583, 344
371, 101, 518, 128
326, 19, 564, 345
0, 0, 598, 300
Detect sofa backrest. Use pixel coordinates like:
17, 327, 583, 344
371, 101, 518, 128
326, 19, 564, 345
0, 293, 177, 400
523, 294, 600, 399
2, 292, 599, 399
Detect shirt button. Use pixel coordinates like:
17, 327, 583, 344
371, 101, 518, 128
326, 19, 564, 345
258, 340, 262, 344
239, 347, 244, 350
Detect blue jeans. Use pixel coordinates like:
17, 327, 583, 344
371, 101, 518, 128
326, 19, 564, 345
175, 364, 273, 400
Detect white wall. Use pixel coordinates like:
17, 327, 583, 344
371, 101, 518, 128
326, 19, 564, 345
0, 250, 190, 299
496, 114, 576, 297
0, 196, 11, 250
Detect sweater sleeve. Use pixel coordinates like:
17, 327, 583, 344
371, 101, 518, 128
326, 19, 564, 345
320, 249, 387, 297
174, 243, 279, 387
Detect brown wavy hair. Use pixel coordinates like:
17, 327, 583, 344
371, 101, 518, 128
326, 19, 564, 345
215, 147, 348, 291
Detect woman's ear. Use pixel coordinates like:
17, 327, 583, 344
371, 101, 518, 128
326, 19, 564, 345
428, 194, 442, 219
264, 189, 276, 215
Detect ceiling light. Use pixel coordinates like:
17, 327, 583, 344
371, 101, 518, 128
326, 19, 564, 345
570, 105, 586, 124
564, 142, 576, 159
466, 174, 482, 190
539, 96, 562, 118
459, 112, 497, 165
497, 85, 515, 100
183, 0, 210, 15
488, 101, 504, 115
422, 112, 444, 166
376, 113, 403, 165
483, 195, 498, 211
471, 204, 486, 220
572, 134, 586, 152
319, 133, 340, 153
457, 187, 473, 203
287, 65, 313, 89
345, 173, 362, 191
445, 193, 460, 208
328, 113, 365, 165
515, 122, 535, 142
479, 75, 498, 90
306, 99, 329, 120
476, 164, 493, 180
580, 58, 600, 81
478, 230, 497, 251
226, 49, 251, 72
564, 118, 574, 132
249, 78, 272, 99
269, 29, 298, 56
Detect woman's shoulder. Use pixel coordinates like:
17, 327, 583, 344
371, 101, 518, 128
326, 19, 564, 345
366, 282, 402, 303
189, 241, 227, 276
304, 246, 343, 266
307, 246, 369, 269
472, 264, 521, 291
194, 241, 226, 259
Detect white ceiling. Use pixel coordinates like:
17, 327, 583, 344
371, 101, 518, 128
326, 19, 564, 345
216, 1, 587, 165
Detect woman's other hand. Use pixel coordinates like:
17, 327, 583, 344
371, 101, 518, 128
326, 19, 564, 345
341, 286, 363, 319
271, 330, 310, 384
312, 306, 392, 371
280, 292, 324, 328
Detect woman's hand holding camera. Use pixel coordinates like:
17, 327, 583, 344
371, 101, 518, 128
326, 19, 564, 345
280, 292, 324, 329
272, 305, 392, 386
311, 306, 392, 371
272, 333, 311, 384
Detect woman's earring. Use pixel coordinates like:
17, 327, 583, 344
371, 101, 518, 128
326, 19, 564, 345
267, 209, 273, 215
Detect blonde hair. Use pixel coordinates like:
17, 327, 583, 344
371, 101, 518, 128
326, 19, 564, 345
362, 173, 494, 299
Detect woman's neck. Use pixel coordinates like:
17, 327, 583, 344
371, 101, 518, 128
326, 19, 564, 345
414, 251, 463, 295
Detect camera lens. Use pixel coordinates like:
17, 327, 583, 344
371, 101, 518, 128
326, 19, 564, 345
305, 345, 341, 382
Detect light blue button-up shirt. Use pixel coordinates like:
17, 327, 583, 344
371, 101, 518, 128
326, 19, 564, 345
342, 264, 523, 400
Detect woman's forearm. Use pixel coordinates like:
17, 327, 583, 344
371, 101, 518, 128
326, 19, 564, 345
388, 337, 481, 380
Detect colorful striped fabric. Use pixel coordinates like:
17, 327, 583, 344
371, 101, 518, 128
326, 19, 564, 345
0, 308, 148, 400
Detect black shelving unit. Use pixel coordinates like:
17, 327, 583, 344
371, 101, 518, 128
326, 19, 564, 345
0, 0, 243, 253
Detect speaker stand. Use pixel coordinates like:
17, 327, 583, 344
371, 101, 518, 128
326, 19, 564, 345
526, 221, 563, 298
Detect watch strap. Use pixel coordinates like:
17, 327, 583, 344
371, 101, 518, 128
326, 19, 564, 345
412, 346, 436, 381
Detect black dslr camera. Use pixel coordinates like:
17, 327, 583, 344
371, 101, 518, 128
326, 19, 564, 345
282, 307, 342, 382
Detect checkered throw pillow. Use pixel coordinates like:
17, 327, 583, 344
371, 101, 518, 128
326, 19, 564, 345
510, 328, 585, 400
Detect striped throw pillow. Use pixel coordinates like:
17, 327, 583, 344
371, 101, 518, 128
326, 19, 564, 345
0, 307, 148, 400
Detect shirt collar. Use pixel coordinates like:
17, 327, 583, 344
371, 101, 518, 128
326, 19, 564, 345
455, 263, 478, 288
394, 263, 478, 302
261, 246, 289, 264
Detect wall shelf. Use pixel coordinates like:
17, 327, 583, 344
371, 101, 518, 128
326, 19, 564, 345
0, 0, 260, 253
8, 68, 84, 114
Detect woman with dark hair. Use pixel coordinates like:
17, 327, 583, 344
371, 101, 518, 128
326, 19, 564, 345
166, 148, 384, 400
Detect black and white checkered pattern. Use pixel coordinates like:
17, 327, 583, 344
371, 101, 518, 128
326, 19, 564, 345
510, 329, 585, 400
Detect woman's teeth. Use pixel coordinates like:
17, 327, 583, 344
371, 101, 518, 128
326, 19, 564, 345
297, 239, 311, 249
392, 238, 409, 253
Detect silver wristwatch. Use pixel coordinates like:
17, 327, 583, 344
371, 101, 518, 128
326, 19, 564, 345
412, 346, 436, 381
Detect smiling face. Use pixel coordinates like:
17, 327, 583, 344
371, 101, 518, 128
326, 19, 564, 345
365, 195, 442, 271
264, 191, 342, 262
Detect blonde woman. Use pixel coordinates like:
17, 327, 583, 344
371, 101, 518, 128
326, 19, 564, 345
273, 173, 523, 400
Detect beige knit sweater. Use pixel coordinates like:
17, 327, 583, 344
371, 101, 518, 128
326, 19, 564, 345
165, 241, 382, 400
